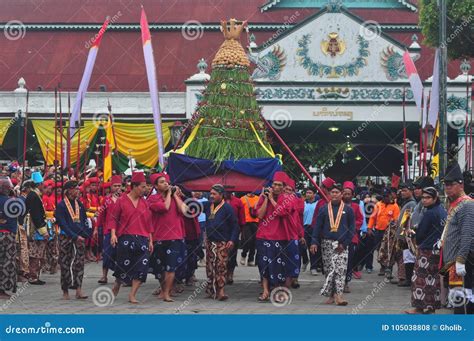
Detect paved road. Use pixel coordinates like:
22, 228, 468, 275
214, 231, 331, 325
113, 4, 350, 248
1, 255, 451, 315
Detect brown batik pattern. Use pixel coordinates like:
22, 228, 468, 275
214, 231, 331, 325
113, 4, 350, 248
59, 235, 85, 291
205, 240, 229, 298
411, 249, 441, 310
377, 221, 397, 268
16, 226, 29, 276
0, 232, 17, 292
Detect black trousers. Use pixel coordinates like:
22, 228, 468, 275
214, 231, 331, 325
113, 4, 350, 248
241, 222, 258, 262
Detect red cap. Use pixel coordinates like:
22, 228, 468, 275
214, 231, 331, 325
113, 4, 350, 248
131, 171, 146, 183
286, 177, 296, 190
111, 175, 122, 185
322, 177, 335, 189
151, 172, 170, 185
83, 180, 90, 187
43, 179, 53, 187
88, 177, 99, 183
102, 182, 111, 189
273, 171, 288, 184
343, 181, 355, 192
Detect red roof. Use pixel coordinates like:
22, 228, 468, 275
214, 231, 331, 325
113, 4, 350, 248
0, 0, 469, 92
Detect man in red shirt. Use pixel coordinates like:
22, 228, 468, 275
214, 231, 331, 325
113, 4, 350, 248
147, 173, 188, 302
42, 179, 59, 274
96, 175, 122, 284
283, 177, 305, 289
110, 172, 153, 304
342, 181, 364, 293
256, 171, 292, 302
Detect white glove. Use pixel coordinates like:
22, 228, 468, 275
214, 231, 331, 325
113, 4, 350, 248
455, 262, 466, 277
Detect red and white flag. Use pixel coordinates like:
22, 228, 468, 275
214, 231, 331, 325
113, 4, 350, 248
427, 49, 440, 128
403, 51, 423, 114
140, 6, 165, 168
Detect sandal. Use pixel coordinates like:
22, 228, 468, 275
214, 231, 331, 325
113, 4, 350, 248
258, 294, 270, 302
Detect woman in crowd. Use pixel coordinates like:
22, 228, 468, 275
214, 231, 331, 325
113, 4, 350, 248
405, 187, 446, 314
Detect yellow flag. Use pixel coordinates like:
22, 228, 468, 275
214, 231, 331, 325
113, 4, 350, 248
430, 121, 439, 178
103, 119, 115, 182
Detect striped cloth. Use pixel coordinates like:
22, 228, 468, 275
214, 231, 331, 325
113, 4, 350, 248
443, 200, 474, 264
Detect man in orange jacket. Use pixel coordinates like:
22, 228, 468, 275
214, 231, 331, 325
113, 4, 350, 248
368, 188, 400, 276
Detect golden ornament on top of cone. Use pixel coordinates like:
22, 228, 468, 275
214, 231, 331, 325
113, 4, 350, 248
212, 18, 251, 68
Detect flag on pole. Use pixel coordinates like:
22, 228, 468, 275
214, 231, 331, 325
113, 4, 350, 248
430, 120, 440, 178
69, 18, 110, 139
403, 51, 424, 114
421, 90, 429, 128
427, 49, 440, 128
140, 7, 165, 168
103, 118, 115, 182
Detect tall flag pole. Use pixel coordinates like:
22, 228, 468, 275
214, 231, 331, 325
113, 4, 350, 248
68, 17, 110, 141
403, 50, 424, 114
402, 88, 409, 181
140, 6, 165, 168
427, 49, 440, 128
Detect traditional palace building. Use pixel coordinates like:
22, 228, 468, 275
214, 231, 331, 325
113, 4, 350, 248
0, 0, 472, 179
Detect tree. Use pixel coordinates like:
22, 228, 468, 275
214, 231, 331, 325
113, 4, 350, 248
276, 142, 345, 187
185, 19, 273, 163
419, 0, 474, 60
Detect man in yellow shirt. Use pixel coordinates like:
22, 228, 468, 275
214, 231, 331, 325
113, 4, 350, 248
368, 189, 400, 276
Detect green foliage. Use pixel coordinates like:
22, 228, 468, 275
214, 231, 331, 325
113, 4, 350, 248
186, 66, 272, 163
419, 0, 474, 59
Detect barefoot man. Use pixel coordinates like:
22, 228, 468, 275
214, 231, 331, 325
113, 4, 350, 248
110, 172, 153, 304
55, 180, 90, 300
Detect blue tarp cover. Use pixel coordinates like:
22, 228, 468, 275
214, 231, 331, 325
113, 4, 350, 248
167, 153, 282, 184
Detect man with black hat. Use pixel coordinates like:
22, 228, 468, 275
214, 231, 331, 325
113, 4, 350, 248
392, 180, 417, 286
310, 183, 355, 306
441, 161, 474, 314
55, 180, 90, 300
26, 171, 49, 285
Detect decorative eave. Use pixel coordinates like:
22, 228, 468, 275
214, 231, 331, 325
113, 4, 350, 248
260, 0, 417, 12
0, 23, 294, 32
0, 22, 420, 33
252, 5, 417, 53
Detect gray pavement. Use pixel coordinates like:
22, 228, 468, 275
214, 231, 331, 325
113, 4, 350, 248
1, 254, 452, 315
